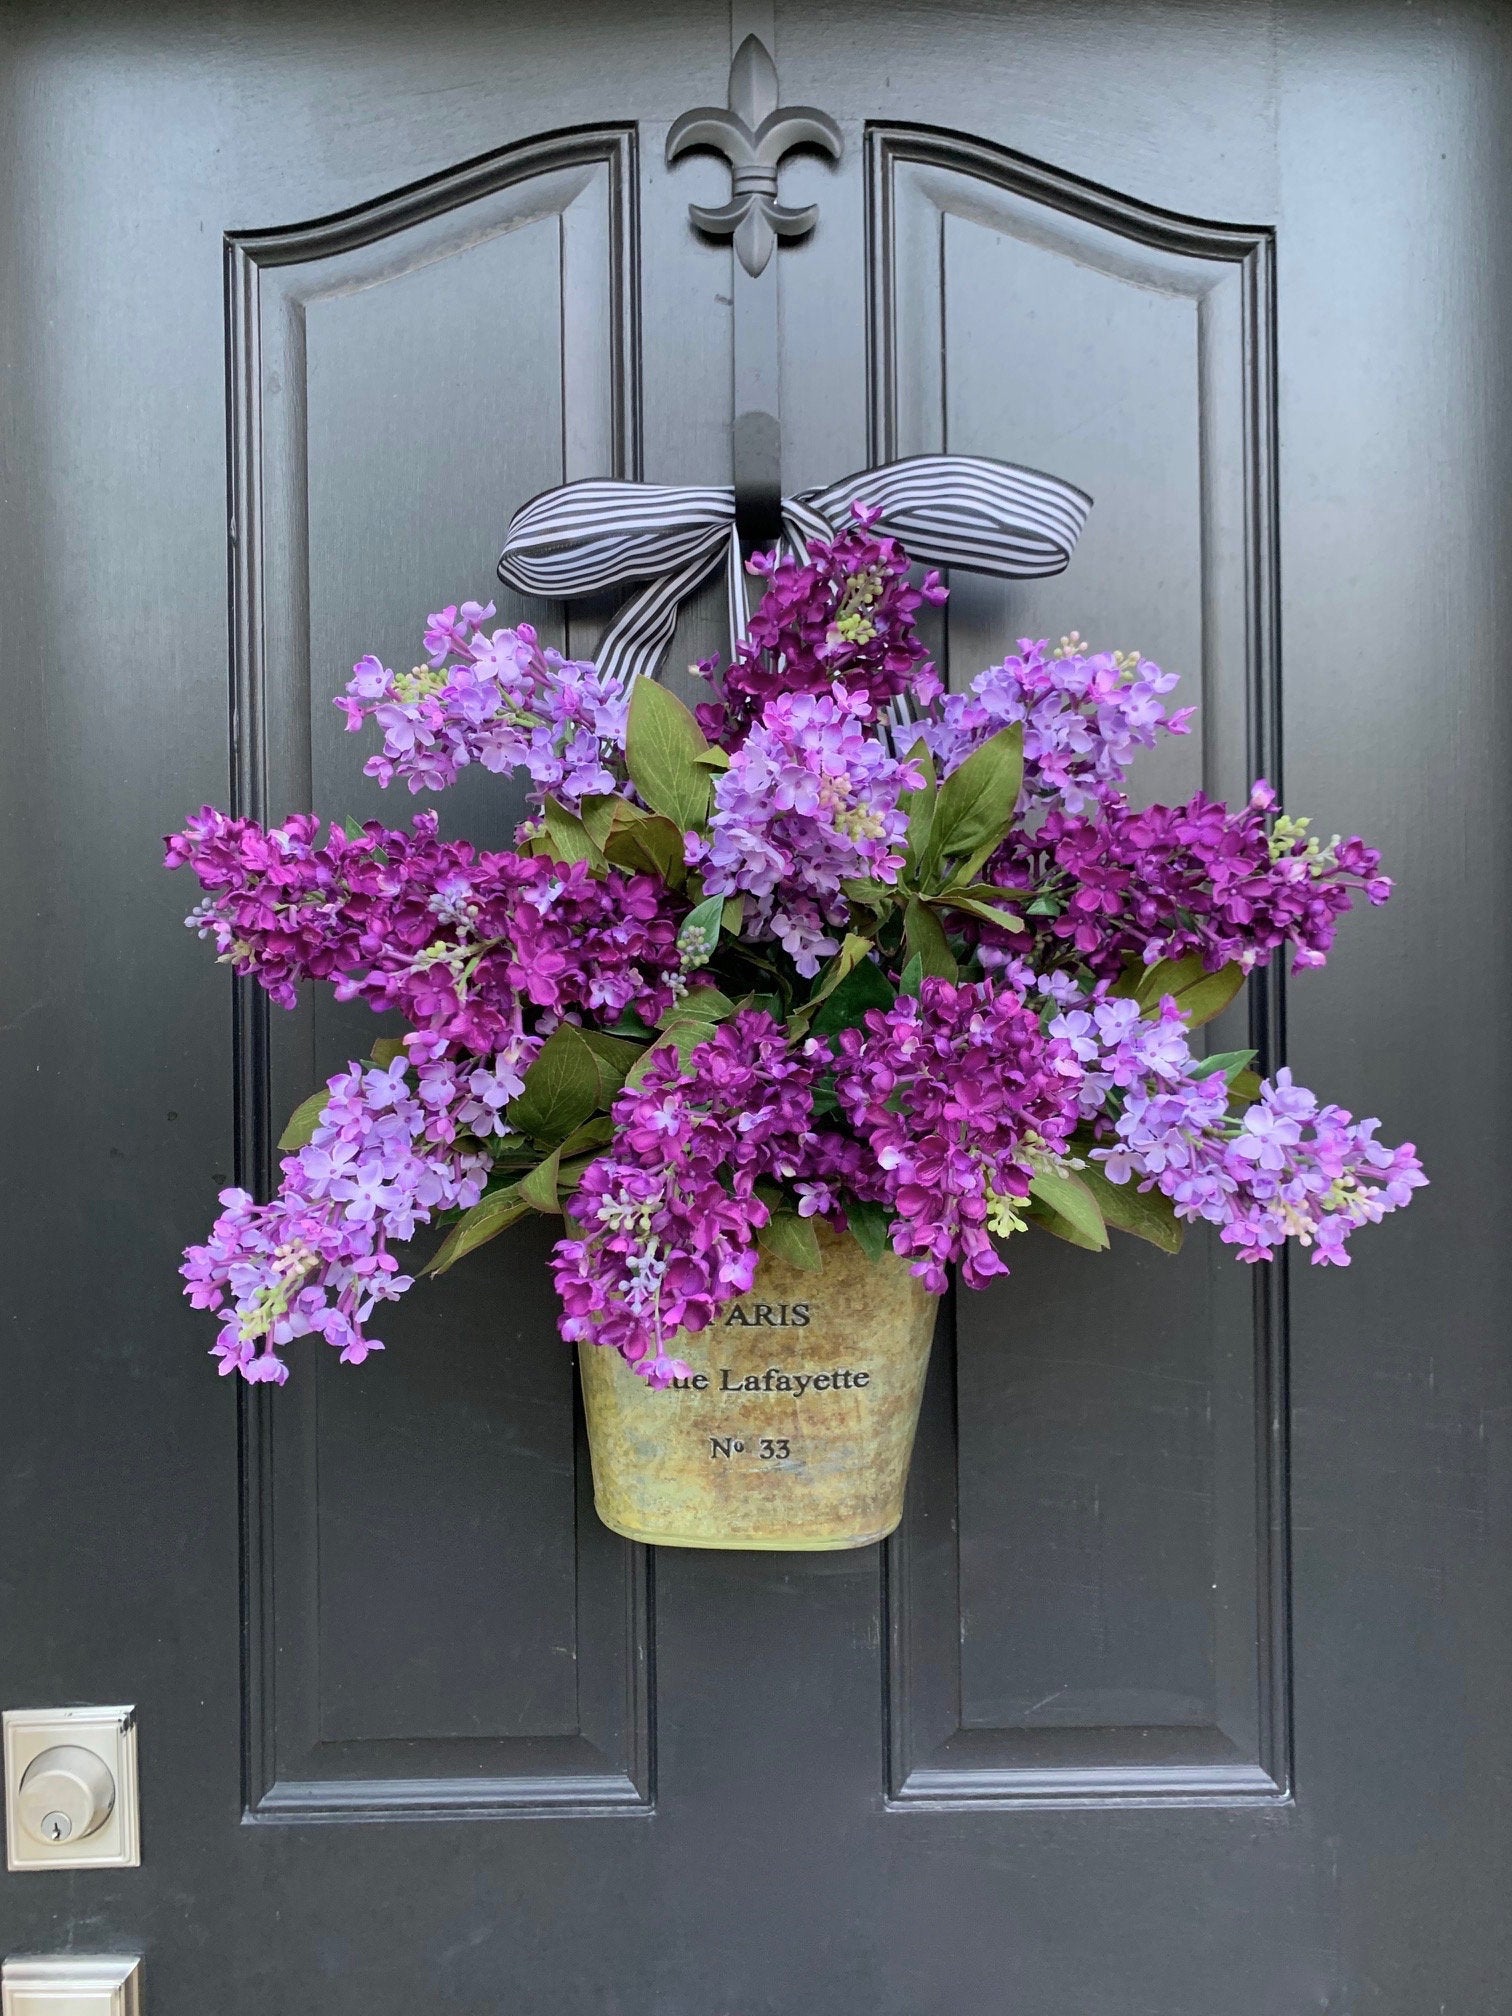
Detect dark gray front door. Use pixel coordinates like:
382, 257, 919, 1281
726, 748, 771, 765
3, 4, 1505, 2010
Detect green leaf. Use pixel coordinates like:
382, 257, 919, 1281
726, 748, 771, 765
721, 894, 746, 933
424, 1184, 533, 1275
1190, 1048, 1258, 1083
808, 956, 895, 1038
662, 984, 736, 1025
577, 1030, 647, 1107
1026, 1198, 1105, 1252
677, 891, 725, 968
576, 793, 624, 853
898, 951, 925, 999
507, 1025, 601, 1143
1075, 1161, 1185, 1254
558, 1115, 615, 1158
694, 745, 732, 770
277, 1087, 331, 1152
1028, 1167, 1109, 1251
603, 812, 688, 885
625, 677, 712, 834
926, 888, 1025, 934
369, 1035, 407, 1067
950, 836, 1016, 889
756, 1209, 823, 1272
1131, 955, 1247, 1030
841, 876, 894, 913
539, 795, 602, 867
623, 1013, 720, 1089
1026, 894, 1062, 918
1228, 1068, 1262, 1109
806, 931, 874, 1009
844, 1195, 893, 1264
516, 1148, 565, 1214
604, 1009, 656, 1039
789, 931, 876, 1035
929, 723, 1024, 863
578, 1028, 647, 1076
904, 897, 958, 980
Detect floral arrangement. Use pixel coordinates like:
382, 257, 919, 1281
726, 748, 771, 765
167, 508, 1424, 1389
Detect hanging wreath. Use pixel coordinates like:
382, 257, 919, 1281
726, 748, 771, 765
166, 482, 1423, 1417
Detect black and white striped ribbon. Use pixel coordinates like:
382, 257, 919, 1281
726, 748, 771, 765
497, 453, 1092, 691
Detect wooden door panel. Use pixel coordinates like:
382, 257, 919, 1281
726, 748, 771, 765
229, 129, 650, 1820
873, 125, 1286, 1807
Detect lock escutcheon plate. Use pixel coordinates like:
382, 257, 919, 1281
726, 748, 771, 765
2, 1708, 139, 1872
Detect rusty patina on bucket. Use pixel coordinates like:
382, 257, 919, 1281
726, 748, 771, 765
577, 1228, 938, 1550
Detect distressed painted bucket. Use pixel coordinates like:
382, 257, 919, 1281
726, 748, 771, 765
577, 1227, 938, 1550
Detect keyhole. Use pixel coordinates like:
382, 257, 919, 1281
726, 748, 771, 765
42, 1811, 72, 1842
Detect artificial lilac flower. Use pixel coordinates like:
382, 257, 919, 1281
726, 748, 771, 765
552, 1013, 839, 1381
1049, 997, 1426, 1264
337, 605, 628, 807
918, 632, 1193, 814
166, 807, 685, 1047
181, 1038, 507, 1383
697, 504, 947, 740
830, 977, 1082, 1292
987, 783, 1391, 979
689, 687, 923, 975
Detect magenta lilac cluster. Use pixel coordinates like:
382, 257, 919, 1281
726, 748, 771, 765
551, 1013, 863, 1384
697, 505, 947, 742
985, 783, 1390, 979
167, 508, 1421, 1386
169, 806, 683, 1050
831, 979, 1080, 1292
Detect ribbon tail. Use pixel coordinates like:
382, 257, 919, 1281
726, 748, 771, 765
724, 526, 750, 665
597, 539, 732, 693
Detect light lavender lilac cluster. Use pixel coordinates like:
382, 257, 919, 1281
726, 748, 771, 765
1051, 996, 1424, 1262
183, 1040, 514, 1382
338, 602, 627, 805
918, 632, 1194, 814
688, 688, 924, 975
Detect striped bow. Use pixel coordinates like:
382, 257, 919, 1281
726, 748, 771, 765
496, 454, 1093, 692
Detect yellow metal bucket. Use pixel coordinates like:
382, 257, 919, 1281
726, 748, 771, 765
577, 1228, 938, 1550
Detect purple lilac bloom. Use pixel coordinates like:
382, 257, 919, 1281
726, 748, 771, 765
166, 807, 685, 1048
986, 782, 1392, 979
180, 1036, 514, 1383
1050, 996, 1426, 1263
917, 633, 1194, 813
830, 977, 1082, 1293
552, 1012, 845, 1383
688, 687, 924, 976
697, 504, 948, 742
337, 603, 628, 806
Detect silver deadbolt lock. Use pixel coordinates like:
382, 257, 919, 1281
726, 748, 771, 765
3, 1707, 139, 1870
16, 1745, 116, 1847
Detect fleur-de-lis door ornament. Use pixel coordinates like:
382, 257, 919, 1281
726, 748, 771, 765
667, 34, 842, 277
